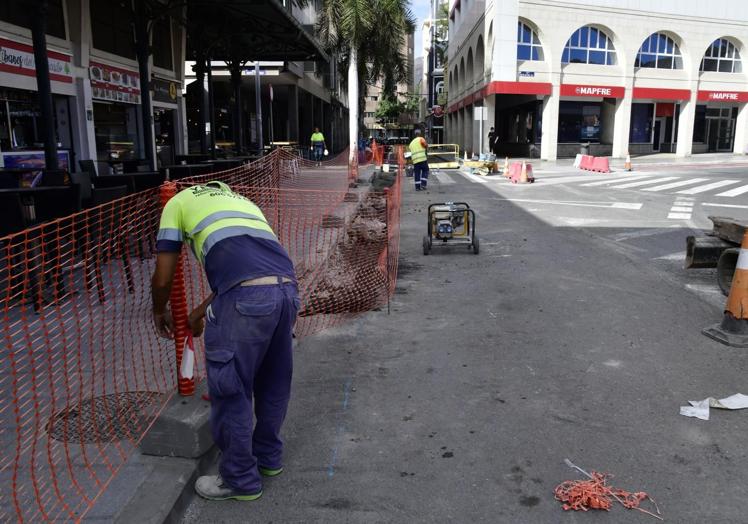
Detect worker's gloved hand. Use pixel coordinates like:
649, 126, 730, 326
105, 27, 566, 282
153, 310, 174, 339
188, 307, 205, 337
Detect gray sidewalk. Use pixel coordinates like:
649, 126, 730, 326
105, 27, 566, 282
181, 169, 748, 523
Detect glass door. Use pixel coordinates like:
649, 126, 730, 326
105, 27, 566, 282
717, 117, 735, 151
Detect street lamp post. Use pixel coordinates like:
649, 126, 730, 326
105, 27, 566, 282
31, 0, 58, 172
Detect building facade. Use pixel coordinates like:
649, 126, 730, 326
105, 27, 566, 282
363, 33, 415, 137
0, 0, 187, 172
423, 0, 449, 144
447, 0, 748, 159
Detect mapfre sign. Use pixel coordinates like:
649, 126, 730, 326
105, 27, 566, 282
697, 90, 748, 102
560, 84, 625, 98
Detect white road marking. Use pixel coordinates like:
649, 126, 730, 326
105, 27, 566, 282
668, 212, 692, 219
610, 176, 680, 189
492, 197, 642, 210
655, 251, 686, 261
457, 171, 490, 184
716, 184, 748, 197
643, 178, 710, 192
613, 227, 681, 241
433, 171, 456, 185
702, 202, 748, 209
580, 175, 650, 187
676, 179, 741, 194
670, 206, 693, 212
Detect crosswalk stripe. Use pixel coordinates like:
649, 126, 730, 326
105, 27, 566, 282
642, 178, 710, 192
716, 184, 748, 197
433, 171, 456, 185
667, 212, 692, 219
611, 176, 680, 189
580, 175, 650, 187
676, 179, 741, 195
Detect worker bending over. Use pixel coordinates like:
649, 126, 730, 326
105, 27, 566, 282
151, 181, 299, 502
409, 129, 429, 191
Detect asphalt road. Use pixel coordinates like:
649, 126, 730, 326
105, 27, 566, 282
183, 162, 748, 523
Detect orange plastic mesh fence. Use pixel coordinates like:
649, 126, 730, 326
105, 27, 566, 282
0, 148, 400, 521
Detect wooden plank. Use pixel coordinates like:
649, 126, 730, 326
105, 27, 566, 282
709, 216, 748, 245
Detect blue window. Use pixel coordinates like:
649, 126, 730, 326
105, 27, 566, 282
516, 21, 543, 61
562, 26, 616, 65
700, 38, 742, 73
635, 33, 682, 69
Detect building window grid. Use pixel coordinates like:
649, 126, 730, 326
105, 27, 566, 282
562, 26, 616, 65
700, 38, 742, 73
516, 22, 543, 61
636, 33, 682, 69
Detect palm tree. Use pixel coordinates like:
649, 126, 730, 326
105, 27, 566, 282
316, 0, 415, 164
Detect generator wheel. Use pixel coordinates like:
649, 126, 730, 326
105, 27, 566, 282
422, 235, 431, 255
472, 235, 480, 255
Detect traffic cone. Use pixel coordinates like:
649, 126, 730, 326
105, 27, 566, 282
520, 161, 528, 183
703, 229, 748, 347
624, 153, 632, 171
464, 150, 468, 162
503, 157, 510, 177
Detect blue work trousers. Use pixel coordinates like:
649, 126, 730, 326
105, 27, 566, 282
414, 161, 429, 189
312, 144, 324, 162
204, 282, 300, 494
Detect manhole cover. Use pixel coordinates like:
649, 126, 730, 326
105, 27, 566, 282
47, 391, 165, 443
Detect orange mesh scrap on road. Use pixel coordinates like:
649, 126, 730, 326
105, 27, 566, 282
554, 471, 662, 520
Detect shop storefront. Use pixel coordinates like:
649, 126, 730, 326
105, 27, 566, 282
693, 91, 748, 153
0, 37, 74, 170
152, 78, 180, 167
89, 60, 142, 165
557, 84, 623, 157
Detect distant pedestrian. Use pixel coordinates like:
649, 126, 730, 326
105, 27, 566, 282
310, 127, 326, 166
408, 129, 429, 191
488, 127, 499, 155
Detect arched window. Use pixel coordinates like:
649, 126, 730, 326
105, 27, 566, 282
636, 33, 682, 69
701, 38, 742, 73
517, 21, 543, 61
562, 26, 616, 65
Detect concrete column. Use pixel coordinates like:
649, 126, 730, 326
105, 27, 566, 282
733, 102, 748, 154
676, 90, 698, 157
485, 95, 496, 133
612, 93, 632, 158
540, 84, 560, 160
288, 85, 299, 143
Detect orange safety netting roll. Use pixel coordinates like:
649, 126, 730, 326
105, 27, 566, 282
0, 147, 401, 521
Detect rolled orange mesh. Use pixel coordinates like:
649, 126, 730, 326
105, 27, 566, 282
0, 148, 400, 521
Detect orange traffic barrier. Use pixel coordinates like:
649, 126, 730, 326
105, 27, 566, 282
510, 161, 534, 184
578, 155, 611, 173
591, 156, 611, 173
703, 229, 748, 347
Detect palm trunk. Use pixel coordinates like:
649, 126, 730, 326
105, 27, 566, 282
348, 47, 358, 164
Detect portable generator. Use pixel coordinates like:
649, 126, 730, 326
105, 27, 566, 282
423, 202, 478, 255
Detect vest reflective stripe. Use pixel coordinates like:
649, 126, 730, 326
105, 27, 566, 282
191, 210, 269, 236
201, 225, 278, 259
162, 185, 278, 265
409, 138, 427, 164
157, 227, 183, 241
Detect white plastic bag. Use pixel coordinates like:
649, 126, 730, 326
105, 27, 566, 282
324, 149, 329, 156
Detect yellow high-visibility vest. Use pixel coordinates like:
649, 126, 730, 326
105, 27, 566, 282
409, 137, 427, 164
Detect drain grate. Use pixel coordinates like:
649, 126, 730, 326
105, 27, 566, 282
47, 391, 165, 443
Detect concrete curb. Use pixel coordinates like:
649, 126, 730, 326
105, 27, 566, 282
114, 446, 219, 524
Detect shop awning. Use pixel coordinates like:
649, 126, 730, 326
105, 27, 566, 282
186, 0, 329, 62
